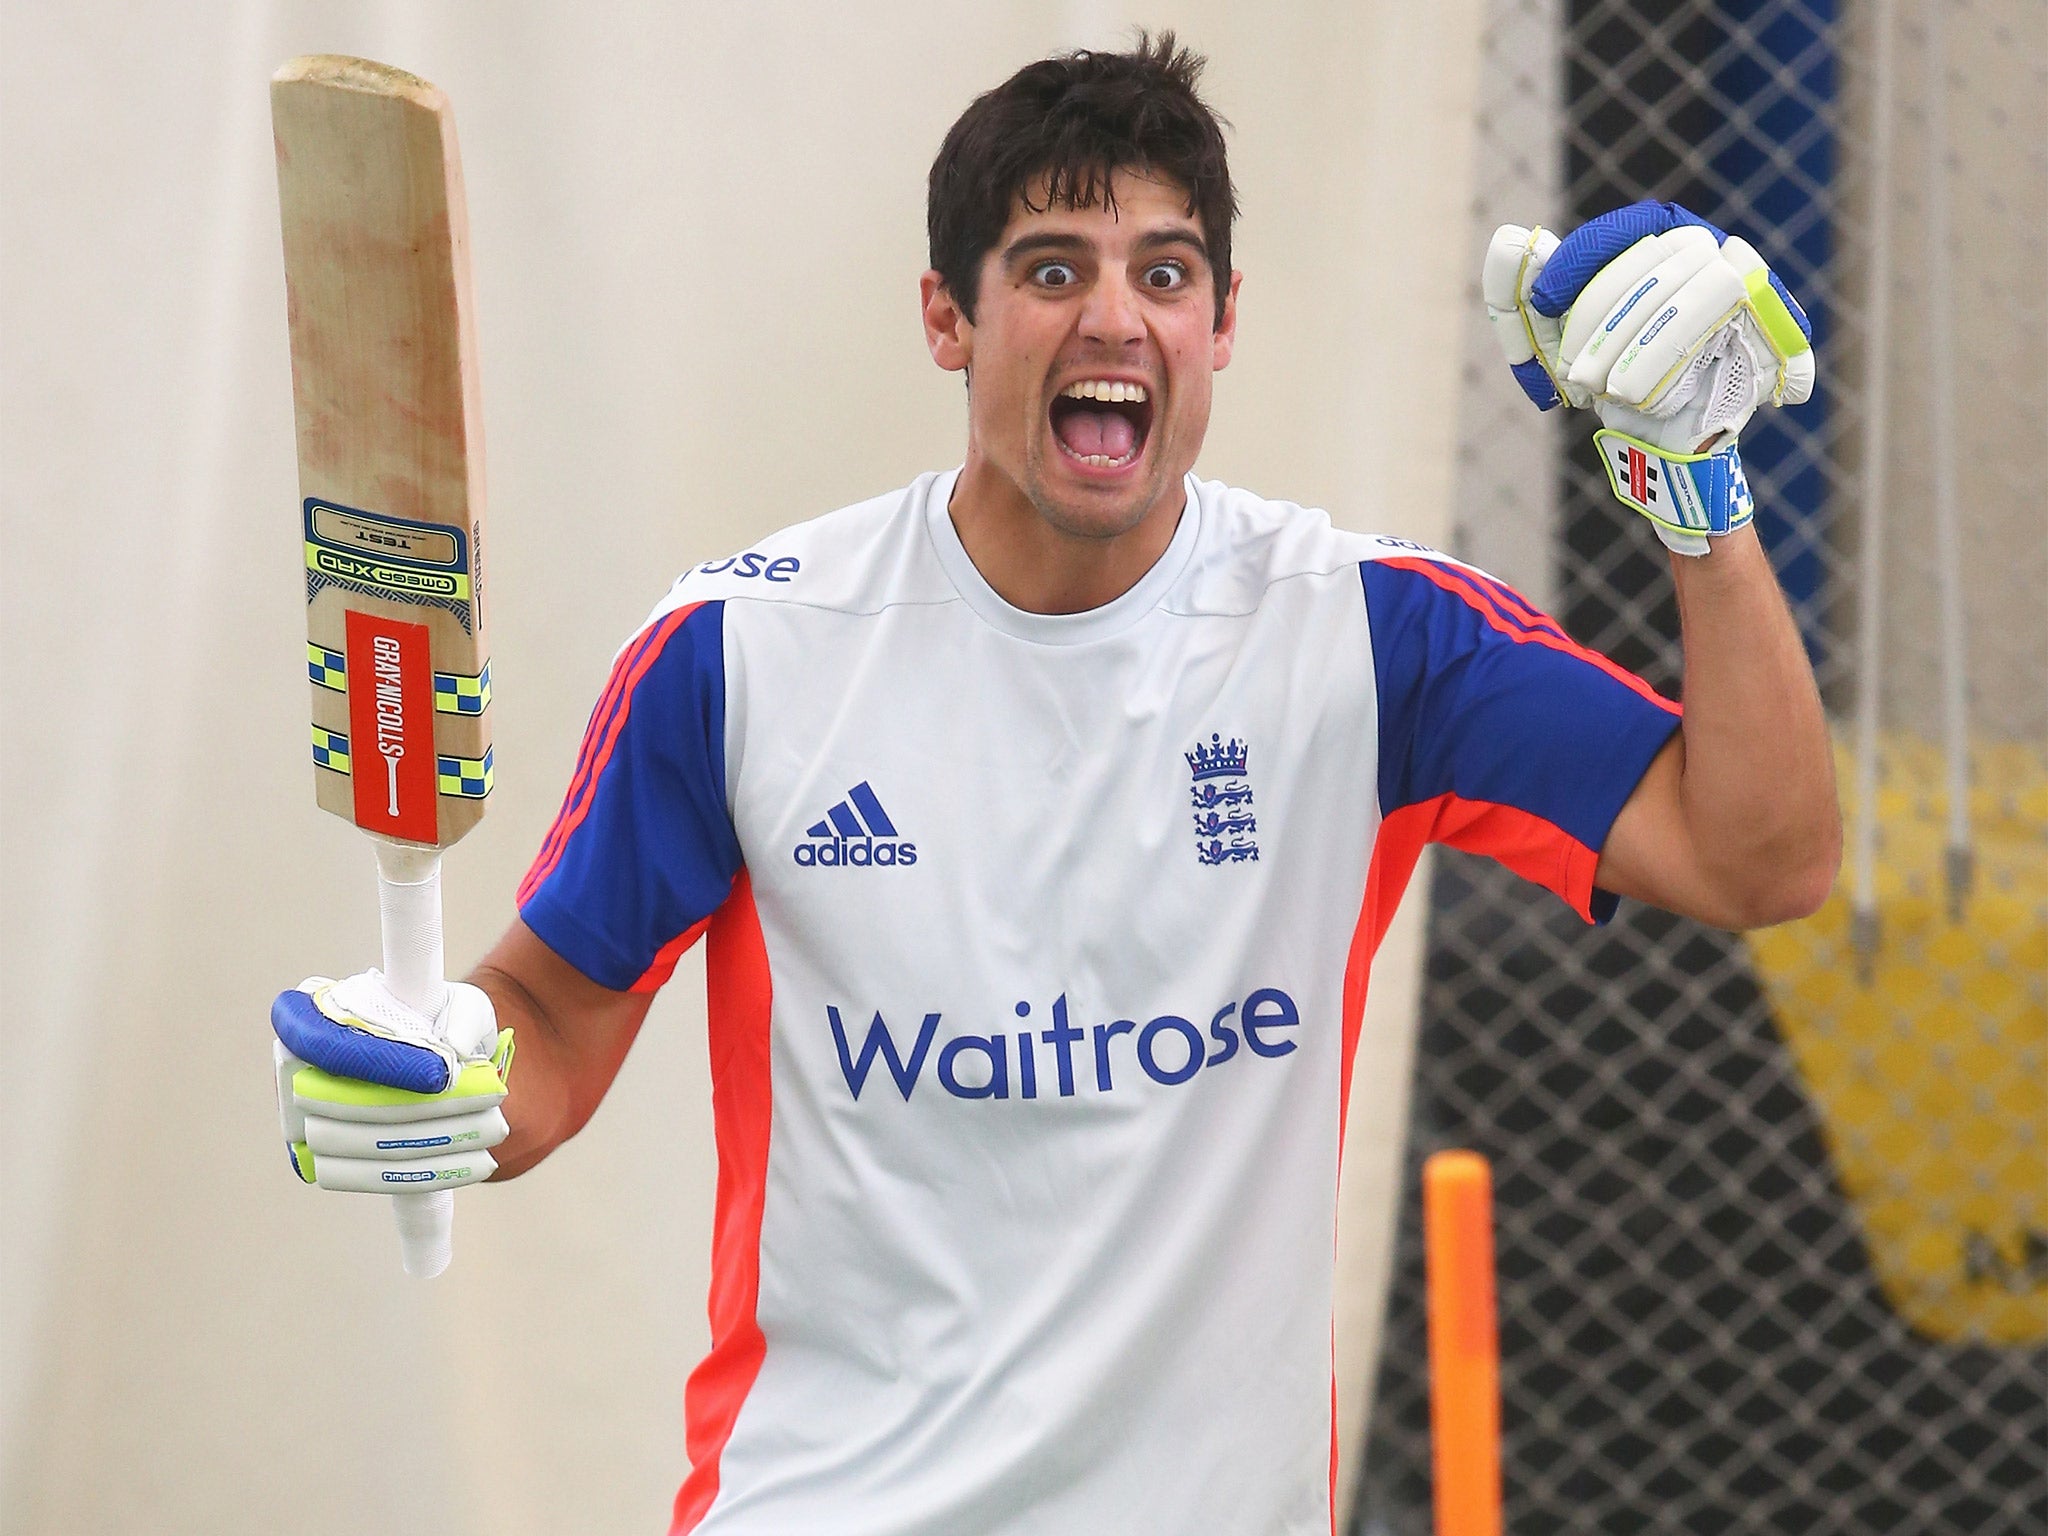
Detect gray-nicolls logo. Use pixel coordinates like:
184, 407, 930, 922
369, 633, 408, 814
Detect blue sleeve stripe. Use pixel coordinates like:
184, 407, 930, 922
518, 601, 743, 990
1362, 557, 1682, 859
521, 608, 697, 900
1399, 559, 1680, 717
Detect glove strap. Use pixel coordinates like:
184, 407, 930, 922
1592, 428, 1753, 553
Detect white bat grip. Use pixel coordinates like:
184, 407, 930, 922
374, 840, 455, 1279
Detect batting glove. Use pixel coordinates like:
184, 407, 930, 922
273, 971, 512, 1194
1482, 200, 1815, 556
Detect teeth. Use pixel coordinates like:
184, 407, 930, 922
1058, 442, 1141, 469
1059, 379, 1149, 403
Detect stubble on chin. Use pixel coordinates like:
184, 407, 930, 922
1022, 463, 1162, 542
1019, 435, 1157, 544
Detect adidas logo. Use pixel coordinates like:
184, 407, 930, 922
794, 781, 918, 868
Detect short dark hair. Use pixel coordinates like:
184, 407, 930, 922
927, 32, 1238, 330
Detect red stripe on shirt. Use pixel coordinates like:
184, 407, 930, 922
1459, 568, 1573, 643
1329, 1367, 1342, 1535
1330, 787, 1603, 1501
631, 910, 719, 994
1339, 804, 1432, 1135
1339, 789, 1604, 1139
516, 623, 658, 905
1378, 557, 1680, 717
519, 606, 691, 902
518, 603, 703, 906
673, 870, 773, 1534
1329, 794, 1447, 1536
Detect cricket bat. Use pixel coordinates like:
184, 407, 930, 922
271, 56, 493, 1279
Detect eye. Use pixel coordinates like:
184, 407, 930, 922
1141, 261, 1188, 291
1031, 260, 1080, 290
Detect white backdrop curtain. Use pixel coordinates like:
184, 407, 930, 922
0, 3, 1482, 1530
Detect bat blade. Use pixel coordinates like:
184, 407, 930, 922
273, 55, 491, 851
272, 56, 494, 1278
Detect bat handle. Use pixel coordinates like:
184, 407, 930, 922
374, 839, 455, 1279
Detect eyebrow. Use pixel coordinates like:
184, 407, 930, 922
998, 226, 1211, 267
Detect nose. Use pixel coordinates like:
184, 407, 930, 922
1078, 269, 1145, 347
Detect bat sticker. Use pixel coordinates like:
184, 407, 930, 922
307, 643, 492, 715
303, 498, 475, 632
343, 609, 439, 842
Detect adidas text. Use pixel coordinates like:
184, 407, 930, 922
794, 837, 918, 867
796, 780, 915, 867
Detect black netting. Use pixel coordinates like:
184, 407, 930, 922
1356, 1, 2047, 1530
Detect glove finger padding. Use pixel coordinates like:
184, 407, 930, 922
1485, 200, 1815, 557
1483, 224, 1580, 409
277, 1034, 512, 1193
1498, 204, 1814, 418
304, 1105, 508, 1160
298, 1096, 507, 1195
299, 1148, 498, 1195
1580, 232, 1813, 426
272, 973, 501, 1092
273, 971, 513, 1195
1601, 254, 1749, 413
1561, 225, 1720, 394
1527, 200, 1723, 309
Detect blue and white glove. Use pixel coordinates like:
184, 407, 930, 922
273, 971, 513, 1194
1483, 200, 1815, 556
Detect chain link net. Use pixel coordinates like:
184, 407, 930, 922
1357, 1, 2047, 1531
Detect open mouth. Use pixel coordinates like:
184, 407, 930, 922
1049, 379, 1154, 471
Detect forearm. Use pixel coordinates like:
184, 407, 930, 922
1668, 526, 1840, 923
466, 920, 654, 1181
467, 962, 576, 1180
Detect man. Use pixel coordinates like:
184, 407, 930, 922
273, 34, 1838, 1535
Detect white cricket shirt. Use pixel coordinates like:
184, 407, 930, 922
518, 469, 1679, 1535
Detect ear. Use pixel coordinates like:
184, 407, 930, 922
921, 271, 972, 372
1211, 270, 1243, 371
